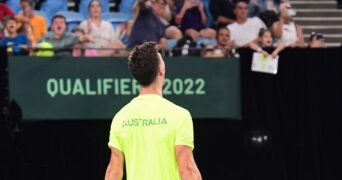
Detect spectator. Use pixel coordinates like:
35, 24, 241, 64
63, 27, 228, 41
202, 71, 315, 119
203, 27, 234, 57
0, 17, 30, 55
16, 0, 47, 44
308, 32, 326, 48
34, 15, 81, 56
71, 27, 86, 57
0, 3, 15, 20
248, 0, 280, 17
128, 0, 182, 49
227, 0, 266, 47
209, 0, 235, 28
79, 0, 126, 57
272, 2, 305, 47
175, 0, 216, 40
249, 28, 285, 58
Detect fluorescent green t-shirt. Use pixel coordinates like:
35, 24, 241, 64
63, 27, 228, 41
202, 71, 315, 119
108, 94, 194, 180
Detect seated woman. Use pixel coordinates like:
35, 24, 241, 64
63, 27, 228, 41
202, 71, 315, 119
249, 28, 285, 58
78, 0, 126, 57
175, 0, 216, 41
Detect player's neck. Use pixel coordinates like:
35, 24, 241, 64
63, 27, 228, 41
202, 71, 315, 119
139, 84, 163, 97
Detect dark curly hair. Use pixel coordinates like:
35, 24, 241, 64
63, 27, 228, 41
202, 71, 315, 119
128, 42, 160, 87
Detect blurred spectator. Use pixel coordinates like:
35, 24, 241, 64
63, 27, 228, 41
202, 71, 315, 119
128, 0, 182, 49
175, 0, 216, 40
338, 0, 342, 9
209, 0, 235, 28
0, 3, 15, 20
227, 0, 266, 47
34, 15, 80, 56
203, 27, 234, 57
249, 28, 284, 58
248, 0, 280, 17
72, 27, 86, 57
0, 17, 30, 55
308, 32, 326, 48
79, 0, 126, 57
16, 0, 47, 44
272, 2, 305, 47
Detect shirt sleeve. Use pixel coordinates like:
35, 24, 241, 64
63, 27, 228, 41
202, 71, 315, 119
175, 110, 194, 149
108, 115, 123, 151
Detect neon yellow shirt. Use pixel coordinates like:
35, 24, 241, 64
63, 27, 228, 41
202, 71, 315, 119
108, 94, 194, 180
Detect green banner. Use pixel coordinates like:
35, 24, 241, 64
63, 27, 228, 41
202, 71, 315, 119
8, 56, 241, 120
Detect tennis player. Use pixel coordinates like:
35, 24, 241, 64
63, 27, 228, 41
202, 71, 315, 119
105, 42, 202, 180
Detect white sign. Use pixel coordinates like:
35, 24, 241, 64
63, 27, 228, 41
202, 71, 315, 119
251, 52, 279, 74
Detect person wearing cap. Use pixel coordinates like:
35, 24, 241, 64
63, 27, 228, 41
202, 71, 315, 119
271, 1, 304, 47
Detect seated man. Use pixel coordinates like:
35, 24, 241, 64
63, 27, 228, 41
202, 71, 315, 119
227, 0, 266, 47
16, 0, 47, 44
0, 17, 30, 55
35, 15, 80, 56
203, 27, 234, 58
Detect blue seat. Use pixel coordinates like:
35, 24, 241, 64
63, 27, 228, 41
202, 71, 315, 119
40, 0, 68, 23
196, 37, 217, 48
55, 11, 85, 32
167, 39, 178, 49
6, 0, 21, 14
79, 0, 109, 18
118, 0, 135, 19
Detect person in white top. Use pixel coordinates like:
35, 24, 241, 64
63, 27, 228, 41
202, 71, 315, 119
79, 0, 126, 56
272, 2, 305, 47
227, 0, 266, 47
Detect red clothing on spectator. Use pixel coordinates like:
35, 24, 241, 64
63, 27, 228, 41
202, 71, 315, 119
0, 3, 15, 20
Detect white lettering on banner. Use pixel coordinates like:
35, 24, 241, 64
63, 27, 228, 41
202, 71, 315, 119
46, 78, 206, 98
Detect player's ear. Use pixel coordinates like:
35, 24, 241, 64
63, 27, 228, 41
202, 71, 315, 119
158, 53, 165, 76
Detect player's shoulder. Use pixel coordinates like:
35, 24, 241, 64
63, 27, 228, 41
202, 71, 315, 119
162, 97, 191, 116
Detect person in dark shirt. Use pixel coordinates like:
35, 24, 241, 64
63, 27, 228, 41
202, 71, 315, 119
128, 0, 168, 48
209, 0, 235, 28
175, 0, 216, 42
0, 17, 30, 55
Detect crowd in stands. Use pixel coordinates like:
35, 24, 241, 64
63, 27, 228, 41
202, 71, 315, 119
0, 0, 328, 58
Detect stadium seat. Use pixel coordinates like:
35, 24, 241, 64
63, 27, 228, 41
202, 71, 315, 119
40, 0, 68, 23
79, 0, 109, 18
118, 0, 135, 19
196, 37, 217, 48
6, 0, 21, 14
167, 39, 178, 49
55, 11, 85, 32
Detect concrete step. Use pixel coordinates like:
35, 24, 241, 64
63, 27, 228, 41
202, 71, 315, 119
296, 11, 342, 17
294, 17, 342, 26
304, 34, 342, 43
326, 42, 341, 47
291, 1, 337, 9
302, 25, 342, 34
